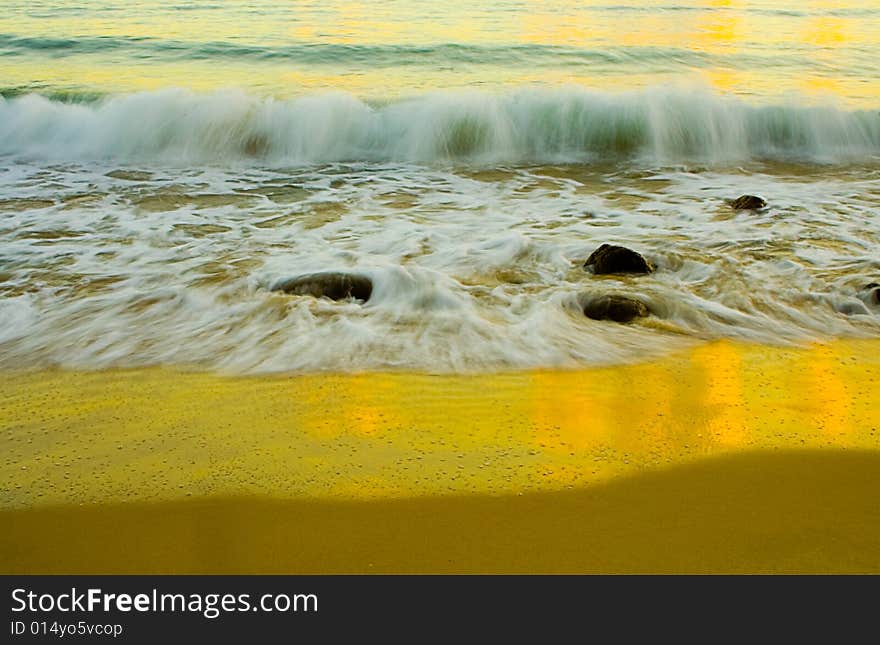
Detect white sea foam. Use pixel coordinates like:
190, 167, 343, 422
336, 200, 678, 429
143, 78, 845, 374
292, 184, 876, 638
0, 148, 878, 373
1, 86, 878, 165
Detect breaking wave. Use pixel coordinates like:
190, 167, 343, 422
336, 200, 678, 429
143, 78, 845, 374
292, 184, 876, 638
1, 86, 878, 165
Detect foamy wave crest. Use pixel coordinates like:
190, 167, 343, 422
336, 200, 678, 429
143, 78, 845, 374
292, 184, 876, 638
1, 86, 878, 164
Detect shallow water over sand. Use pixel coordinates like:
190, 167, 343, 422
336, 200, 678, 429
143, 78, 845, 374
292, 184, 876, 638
2, 340, 879, 508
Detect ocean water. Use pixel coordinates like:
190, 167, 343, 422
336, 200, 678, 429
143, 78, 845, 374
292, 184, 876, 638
0, 1, 878, 373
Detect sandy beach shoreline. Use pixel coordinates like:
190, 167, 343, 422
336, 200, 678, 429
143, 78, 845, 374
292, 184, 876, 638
3, 338, 879, 573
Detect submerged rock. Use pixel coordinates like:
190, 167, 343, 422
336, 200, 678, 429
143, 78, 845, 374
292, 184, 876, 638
105, 169, 152, 182
271, 272, 373, 302
584, 244, 653, 275
729, 195, 767, 210
581, 294, 650, 323
860, 282, 879, 306
243, 134, 270, 157
836, 299, 870, 316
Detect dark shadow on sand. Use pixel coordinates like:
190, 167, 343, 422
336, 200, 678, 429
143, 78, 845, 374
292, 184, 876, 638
2, 450, 879, 574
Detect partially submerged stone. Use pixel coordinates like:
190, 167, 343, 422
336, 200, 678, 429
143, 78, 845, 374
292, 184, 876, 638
584, 244, 653, 275
271, 272, 373, 302
729, 195, 767, 210
836, 299, 870, 316
581, 294, 650, 323
860, 282, 879, 306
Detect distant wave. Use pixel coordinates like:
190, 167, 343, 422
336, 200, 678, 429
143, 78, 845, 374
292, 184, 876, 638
0, 33, 705, 64
0, 33, 844, 73
1, 86, 878, 165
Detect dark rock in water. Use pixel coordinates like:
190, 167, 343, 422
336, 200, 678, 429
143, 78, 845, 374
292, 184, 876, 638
860, 282, 879, 305
271, 272, 373, 302
582, 294, 650, 323
729, 195, 767, 210
584, 244, 653, 275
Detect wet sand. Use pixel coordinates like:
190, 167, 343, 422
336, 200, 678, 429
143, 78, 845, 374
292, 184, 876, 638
1, 450, 879, 573
2, 339, 879, 573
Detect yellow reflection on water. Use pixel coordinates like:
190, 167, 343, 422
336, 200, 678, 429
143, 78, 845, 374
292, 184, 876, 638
2, 339, 879, 509
803, 16, 849, 47
692, 341, 747, 447
801, 343, 851, 443
518, 10, 592, 46
1, 1, 877, 104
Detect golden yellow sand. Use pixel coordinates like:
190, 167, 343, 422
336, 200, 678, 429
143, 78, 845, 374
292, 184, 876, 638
2, 339, 879, 573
